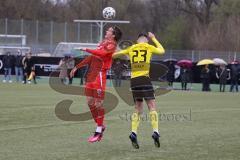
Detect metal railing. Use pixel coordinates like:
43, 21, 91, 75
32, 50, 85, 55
0, 18, 239, 61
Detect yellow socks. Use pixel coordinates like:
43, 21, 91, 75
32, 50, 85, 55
131, 111, 159, 134
149, 110, 159, 133
131, 112, 140, 134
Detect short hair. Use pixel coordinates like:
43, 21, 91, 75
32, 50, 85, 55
138, 33, 148, 39
112, 26, 122, 42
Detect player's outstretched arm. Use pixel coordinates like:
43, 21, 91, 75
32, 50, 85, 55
70, 56, 91, 78
80, 42, 116, 57
148, 32, 165, 55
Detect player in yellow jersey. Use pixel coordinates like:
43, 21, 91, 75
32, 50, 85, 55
113, 32, 165, 149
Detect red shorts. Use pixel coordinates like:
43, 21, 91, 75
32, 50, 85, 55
85, 71, 107, 99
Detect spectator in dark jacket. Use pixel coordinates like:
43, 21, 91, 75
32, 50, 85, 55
216, 65, 230, 92
167, 62, 175, 87
14, 50, 24, 83
201, 65, 211, 91
230, 64, 239, 92
180, 67, 190, 90
112, 59, 128, 87
2, 52, 14, 83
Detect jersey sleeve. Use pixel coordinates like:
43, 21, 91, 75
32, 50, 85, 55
86, 42, 116, 57
149, 37, 165, 55
85, 48, 108, 57
75, 56, 91, 69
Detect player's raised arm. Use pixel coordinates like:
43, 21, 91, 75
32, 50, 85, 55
148, 32, 165, 55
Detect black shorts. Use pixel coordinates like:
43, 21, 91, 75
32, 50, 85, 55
130, 76, 155, 102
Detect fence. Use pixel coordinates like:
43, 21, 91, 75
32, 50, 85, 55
0, 18, 239, 62
0, 18, 100, 54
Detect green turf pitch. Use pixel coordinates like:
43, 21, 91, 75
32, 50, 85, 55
0, 82, 240, 160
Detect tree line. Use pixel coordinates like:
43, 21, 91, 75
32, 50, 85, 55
0, 0, 239, 52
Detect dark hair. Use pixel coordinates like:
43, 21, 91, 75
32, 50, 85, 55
112, 26, 122, 42
138, 33, 148, 39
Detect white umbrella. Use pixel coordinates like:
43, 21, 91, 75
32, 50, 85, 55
213, 58, 227, 66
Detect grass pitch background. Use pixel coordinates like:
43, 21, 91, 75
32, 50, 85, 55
0, 78, 240, 160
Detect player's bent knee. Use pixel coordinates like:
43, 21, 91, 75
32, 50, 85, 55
146, 99, 157, 111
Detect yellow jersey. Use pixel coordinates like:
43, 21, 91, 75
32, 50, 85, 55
114, 37, 165, 78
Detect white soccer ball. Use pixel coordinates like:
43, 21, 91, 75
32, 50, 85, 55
102, 7, 116, 20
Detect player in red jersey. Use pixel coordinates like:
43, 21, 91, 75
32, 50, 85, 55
71, 26, 122, 143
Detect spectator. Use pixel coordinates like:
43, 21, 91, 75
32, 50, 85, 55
201, 65, 211, 91
23, 53, 36, 84
166, 61, 175, 87
2, 52, 14, 83
229, 63, 239, 92
112, 58, 128, 87
59, 56, 68, 84
66, 56, 75, 85
216, 65, 230, 92
180, 67, 190, 90
14, 50, 24, 83
78, 65, 87, 85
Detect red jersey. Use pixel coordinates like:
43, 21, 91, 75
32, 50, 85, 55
75, 56, 103, 83
85, 39, 117, 70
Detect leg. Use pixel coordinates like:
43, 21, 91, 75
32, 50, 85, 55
80, 77, 83, 85
19, 68, 23, 82
86, 96, 98, 123
33, 71, 37, 84
129, 100, 143, 149
8, 68, 12, 82
146, 99, 159, 133
114, 74, 118, 87
230, 81, 234, 92
131, 100, 144, 134
236, 80, 239, 92
222, 84, 226, 92
117, 74, 122, 87
146, 99, 160, 148
23, 71, 27, 84
3, 68, 7, 81
15, 67, 19, 82
94, 98, 105, 129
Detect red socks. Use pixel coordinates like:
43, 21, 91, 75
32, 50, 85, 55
88, 104, 105, 126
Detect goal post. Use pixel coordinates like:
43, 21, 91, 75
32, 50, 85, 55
73, 20, 130, 41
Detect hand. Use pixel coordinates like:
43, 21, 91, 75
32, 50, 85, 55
80, 48, 87, 51
70, 67, 77, 78
74, 47, 87, 51
148, 32, 155, 39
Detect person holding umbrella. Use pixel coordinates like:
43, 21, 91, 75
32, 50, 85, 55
177, 59, 192, 90
213, 58, 230, 92
166, 61, 176, 87
197, 59, 214, 92
180, 66, 190, 90
216, 65, 230, 92
201, 64, 211, 91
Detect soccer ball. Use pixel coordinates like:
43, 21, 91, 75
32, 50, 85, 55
102, 7, 116, 20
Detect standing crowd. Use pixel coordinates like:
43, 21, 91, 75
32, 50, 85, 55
2, 51, 36, 84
